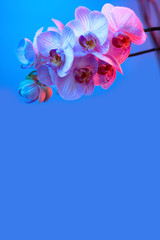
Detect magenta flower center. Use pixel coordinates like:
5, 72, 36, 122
112, 33, 131, 50
74, 68, 93, 84
49, 49, 62, 67
79, 34, 96, 51
98, 64, 114, 83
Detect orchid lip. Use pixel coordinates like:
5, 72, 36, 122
49, 49, 63, 67
79, 33, 96, 52
112, 32, 131, 50
74, 68, 93, 84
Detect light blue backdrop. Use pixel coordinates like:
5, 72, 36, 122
1, 0, 160, 239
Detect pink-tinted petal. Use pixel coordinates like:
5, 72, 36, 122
67, 20, 84, 37
61, 26, 76, 48
94, 71, 116, 89
57, 45, 74, 77
44, 86, 53, 102
75, 6, 91, 31
112, 7, 147, 44
52, 19, 64, 32
95, 38, 109, 54
37, 31, 61, 57
56, 74, 86, 100
47, 27, 60, 33
89, 11, 108, 45
37, 65, 55, 86
107, 31, 131, 64
33, 27, 44, 51
93, 52, 123, 74
101, 4, 117, 31
38, 87, 47, 103
16, 38, 35, 65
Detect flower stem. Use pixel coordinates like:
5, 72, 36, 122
129, 47, 160, 57
144, 27, 160, 32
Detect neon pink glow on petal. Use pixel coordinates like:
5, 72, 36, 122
47, 27, 61, 33
37, 31, 61, 57
52, 19, 64, 32
93, 52, 123, 74
75, 6, 91, 31
112, 7, 147, 44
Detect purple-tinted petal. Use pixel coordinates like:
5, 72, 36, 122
101, 4, 117, 31
93, 52, 123, 74
37, 65, 55, 86
16, 38, 35, 65
61, 26, 76, 48
89, 11, 108, 45
74, 55, 98, 75
84, 81, 95, 96
57, 45, 74, 77
37, 31, 61, 57
33, 27, 44, 51
75, 6, 91, 31
95, 38, 109, 54
56, 73, 86, 100
52, 19, 64, 32
67, 20, 84, 37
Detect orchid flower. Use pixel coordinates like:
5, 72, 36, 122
67, 6, 109, 61
36, 26, 76, 78
56, 55, 98, 100
94, 58, 117, 90
102, 4, 147, 64
16, 28, 44, 68
18, 71, 53, 103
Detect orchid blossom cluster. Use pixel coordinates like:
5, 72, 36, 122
16, 4, 147, 103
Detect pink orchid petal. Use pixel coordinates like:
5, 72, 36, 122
38, 87, 47, 103
75, 6, 91, 31
47, 27, 61, 33
107, 31, 131, 64
89, 11, 108, 45
37, 65, 54, 86
93, 52, 123, 74
101, 4, 117, 31
113, 7, 147, 44
52, 19, 64, 32
67, 20, 84, 37
57, 44, 74, 77
61, 26, 76, 48
37, 31, 61, 57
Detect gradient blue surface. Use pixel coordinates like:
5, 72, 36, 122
1, 0, 160, 239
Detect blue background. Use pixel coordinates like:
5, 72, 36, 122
1, 0, 160, 239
